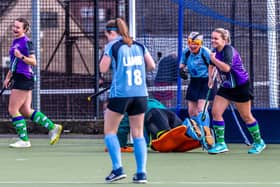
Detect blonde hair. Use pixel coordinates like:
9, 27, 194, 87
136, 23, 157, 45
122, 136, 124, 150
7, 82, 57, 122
106, 18, 133, 46
213, 28, 231, 44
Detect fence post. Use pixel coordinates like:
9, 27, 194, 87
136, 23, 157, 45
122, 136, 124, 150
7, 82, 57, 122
267, 0, 278, 108
176, 0, 184, 113
32, 0, 41, 111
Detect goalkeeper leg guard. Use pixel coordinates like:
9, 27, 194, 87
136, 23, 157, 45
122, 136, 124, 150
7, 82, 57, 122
183, 118, 201, 140
197, 111, 210, 127
197, 111, 215, 149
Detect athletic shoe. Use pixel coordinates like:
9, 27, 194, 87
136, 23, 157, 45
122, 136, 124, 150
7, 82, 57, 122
121, 146, 133, 152
105, 167, 127, 183
208, 142, 229, 154
132, 172, 147, 184
49, 124, 63, 145
248, 139, 266, 154
9, 139, 31, 148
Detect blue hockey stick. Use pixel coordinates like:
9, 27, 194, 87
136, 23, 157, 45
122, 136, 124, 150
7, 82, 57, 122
229, 104, 251, 146
201, 69, 218, 121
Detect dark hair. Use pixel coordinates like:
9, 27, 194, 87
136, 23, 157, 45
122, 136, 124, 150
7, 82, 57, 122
15, 18, 30, 33
105, 18, 133, 46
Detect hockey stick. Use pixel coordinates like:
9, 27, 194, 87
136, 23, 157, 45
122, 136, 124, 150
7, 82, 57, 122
87, 86, 110, 102
201, 68, 218, 121
0, 87, 6, 96
1, 78, 13, 96
87, 52, 109, 102
229, 104, 251, 146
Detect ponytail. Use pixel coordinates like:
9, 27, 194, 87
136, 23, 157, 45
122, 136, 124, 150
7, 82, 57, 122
116, 18, 133, 46
105, 18, 133, 46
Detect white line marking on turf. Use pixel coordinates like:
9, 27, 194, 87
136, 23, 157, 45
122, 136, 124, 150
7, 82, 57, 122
0, 181, 280, 185
15, 158, 28, 161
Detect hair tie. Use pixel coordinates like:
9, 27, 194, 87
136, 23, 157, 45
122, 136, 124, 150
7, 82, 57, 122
106, 27, 118, 31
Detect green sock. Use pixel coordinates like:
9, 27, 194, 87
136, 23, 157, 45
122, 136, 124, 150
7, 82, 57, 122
30, 111, 55, 130
12, 115, 29, 141
213, 120, 225, 143
247, 121, 262, 144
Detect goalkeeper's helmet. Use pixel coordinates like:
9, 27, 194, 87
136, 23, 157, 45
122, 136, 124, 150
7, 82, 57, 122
187, 32, 203, 54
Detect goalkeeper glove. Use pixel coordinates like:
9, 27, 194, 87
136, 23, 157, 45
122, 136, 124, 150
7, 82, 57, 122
179, 67, 188, 80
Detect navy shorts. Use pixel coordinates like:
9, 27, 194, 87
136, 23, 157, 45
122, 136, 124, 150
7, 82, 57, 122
186, 77, 215, 101
217, 81, 254, 102
11, 73, 34, 90
107, 96, 148, 115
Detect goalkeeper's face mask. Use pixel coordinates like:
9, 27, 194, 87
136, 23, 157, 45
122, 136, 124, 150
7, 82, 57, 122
188, 39, 202, 54
187, 32, 203, 54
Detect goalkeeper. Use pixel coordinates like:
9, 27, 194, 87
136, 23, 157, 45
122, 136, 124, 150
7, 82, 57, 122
179, 32, 216, 149
107, 98, 214, 152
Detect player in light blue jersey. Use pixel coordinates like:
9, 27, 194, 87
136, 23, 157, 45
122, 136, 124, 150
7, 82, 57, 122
100, 18, 155, 184
179, 32, 215, 148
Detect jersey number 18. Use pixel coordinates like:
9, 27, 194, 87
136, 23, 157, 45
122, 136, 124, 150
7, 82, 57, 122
126, 69, 143, 86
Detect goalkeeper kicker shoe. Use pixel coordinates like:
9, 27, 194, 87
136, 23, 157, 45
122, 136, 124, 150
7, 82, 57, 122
132, 172, 147, 184
105, 146, 134, 153
49, 124, 63, 145
248, 139, 266, 154
208, 142, 229, 154
9, 139, 31, 148
105, 167, 127, 183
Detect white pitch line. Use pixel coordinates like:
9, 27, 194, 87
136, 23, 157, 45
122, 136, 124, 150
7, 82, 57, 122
0, 181, 279, 185
15, 158, 28, 161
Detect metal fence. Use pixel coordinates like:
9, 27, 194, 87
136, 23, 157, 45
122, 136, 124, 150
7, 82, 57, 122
0, 0, 124, 121
1, 0, 280, 122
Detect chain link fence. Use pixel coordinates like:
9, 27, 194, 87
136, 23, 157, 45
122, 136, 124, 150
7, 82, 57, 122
1, 0, 280, 123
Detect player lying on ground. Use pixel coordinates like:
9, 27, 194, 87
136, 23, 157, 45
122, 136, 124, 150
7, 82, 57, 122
105, 98, 215, 152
